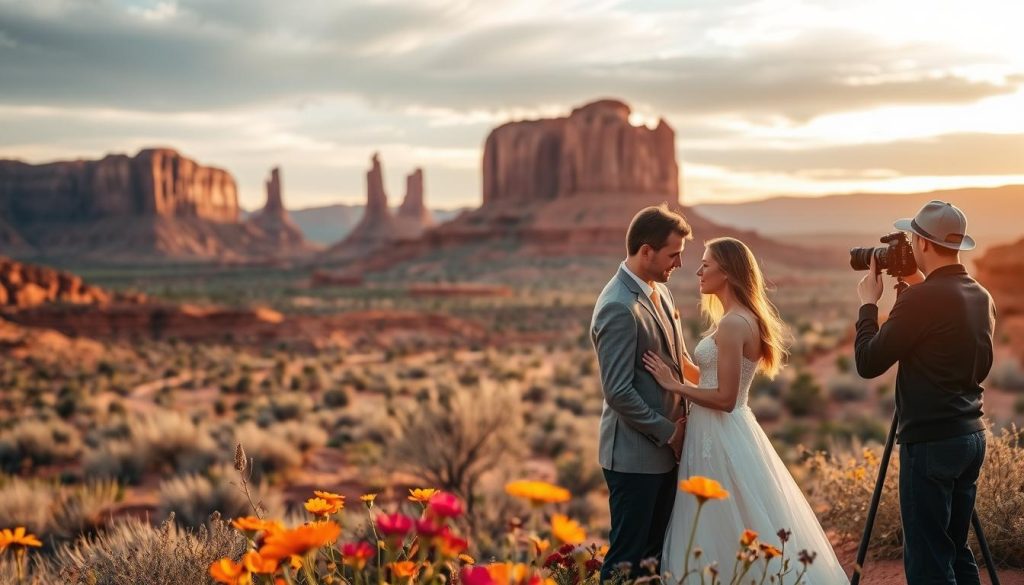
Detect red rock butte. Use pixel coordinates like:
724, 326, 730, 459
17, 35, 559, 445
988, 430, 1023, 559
249, 166, 314, 251
319, 98, 834, 275
482, 99, 678, 206
320, 153, 433, 263
0, 147, 238, 223
0, 149, 313, 262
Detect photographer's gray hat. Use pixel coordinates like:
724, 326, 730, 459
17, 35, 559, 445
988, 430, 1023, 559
894, 200, 976, 251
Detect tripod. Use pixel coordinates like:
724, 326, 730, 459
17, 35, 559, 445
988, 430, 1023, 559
851, 278, 1000, 584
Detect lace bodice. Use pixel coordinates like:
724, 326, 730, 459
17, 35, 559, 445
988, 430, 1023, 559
692, 335, 758, 411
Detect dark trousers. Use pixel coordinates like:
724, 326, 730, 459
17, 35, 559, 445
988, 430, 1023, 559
600, 467, 677, 583
899, 430, 986, 585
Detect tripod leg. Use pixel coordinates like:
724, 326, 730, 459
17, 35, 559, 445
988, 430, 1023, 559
850, 411, 898, 585
972, 511, 1001, 585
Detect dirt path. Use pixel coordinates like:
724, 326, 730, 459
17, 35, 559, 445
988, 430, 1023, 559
835, 542, 1024, 584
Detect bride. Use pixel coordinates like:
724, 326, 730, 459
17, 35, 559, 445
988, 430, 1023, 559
643, 237, 849, 583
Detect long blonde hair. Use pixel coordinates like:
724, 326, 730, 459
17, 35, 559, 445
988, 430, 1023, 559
701, 237, 789, 378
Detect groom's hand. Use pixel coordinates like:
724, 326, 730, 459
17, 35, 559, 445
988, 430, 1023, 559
668, 416, 687, 461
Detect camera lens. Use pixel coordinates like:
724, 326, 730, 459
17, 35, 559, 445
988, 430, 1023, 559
849, 247, 888, 271
850, 247, 874, 271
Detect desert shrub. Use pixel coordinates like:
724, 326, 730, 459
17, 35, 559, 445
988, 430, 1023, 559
522, 384, 548, 403
828, 374, 869, 402
158, 467, 279, 528
323, 387, 351, 408
260, 393, 312, 423
56, 386, 82, 419
815, 416, 888, 447
835, 354, 852, 374
457, 370, 480, 387
0, 476, 121, 545
552, 365, 575, 387
0, 476, 56, 536
399, 366, 429, 380
783, 371, 823, 417
53, 480, 123, 539
272, 420, 328, 453
0, 554, 64, 584
751, 372, 788, 399
0, 418, 83, 472
806, 425, 1024, 566
772, 421, 810, 447
127, 411, 218, 475
989, 359, 1024, 392
340, 370, 369, 391
389, 380, 525, 517
232, 423, 303, 478
83, 439, 147, 484
554, 393, 586, 416
750, 395, 782, 422
555, 442, 604, 523
57, 513, 245, 585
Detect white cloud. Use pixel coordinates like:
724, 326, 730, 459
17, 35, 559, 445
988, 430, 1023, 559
0, 0, 1022, 208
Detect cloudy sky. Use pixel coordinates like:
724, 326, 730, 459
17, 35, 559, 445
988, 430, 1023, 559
1, 0, 1022, 210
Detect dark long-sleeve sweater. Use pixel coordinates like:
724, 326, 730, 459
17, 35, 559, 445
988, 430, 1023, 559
855, 264, 995, 444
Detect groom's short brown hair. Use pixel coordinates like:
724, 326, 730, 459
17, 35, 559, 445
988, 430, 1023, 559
626, 203, 693, 255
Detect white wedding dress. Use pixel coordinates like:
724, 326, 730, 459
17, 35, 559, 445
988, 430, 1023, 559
662, 335, 849, 583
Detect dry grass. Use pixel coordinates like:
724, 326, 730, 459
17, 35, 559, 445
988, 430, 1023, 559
0, 476, 123, 543
57, 513, 245, 585
0, 418, 83, 473
804, 425, 1024, 567
158, 465, 281, 527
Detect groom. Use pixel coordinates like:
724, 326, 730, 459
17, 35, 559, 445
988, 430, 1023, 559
592, 204, 692, 583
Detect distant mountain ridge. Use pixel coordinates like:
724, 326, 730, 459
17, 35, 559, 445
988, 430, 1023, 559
693, 186, 1024, 247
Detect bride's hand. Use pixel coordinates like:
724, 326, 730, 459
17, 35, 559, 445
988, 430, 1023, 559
643, 351, 679, 389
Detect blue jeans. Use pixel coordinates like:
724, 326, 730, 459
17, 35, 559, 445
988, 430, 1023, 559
899, 430, 986, 585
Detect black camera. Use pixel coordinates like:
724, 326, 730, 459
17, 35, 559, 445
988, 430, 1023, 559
850, 232, 918, 277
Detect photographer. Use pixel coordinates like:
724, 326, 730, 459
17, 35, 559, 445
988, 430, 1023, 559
854, 200, 995, 585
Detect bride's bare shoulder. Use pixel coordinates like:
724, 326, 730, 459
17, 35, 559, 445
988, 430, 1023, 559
714, 314, 749, 342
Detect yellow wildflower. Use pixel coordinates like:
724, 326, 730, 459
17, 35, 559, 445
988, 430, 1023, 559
550, 514, 586, 545
408, 488, 439, 503
504, 480, 571, 506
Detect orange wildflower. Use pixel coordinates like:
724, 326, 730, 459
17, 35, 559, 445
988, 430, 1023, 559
360, 493, 377, 505
408, 488, 439, 503
209, 558, 251, 585
232, 516, 282, 534
678, 476, 730, 503
0, 527, 43, 551
504, 481, 571, 505
243, 551, 279, 574
759, 543, 782, 559
529, 536, 550, 557
740, 529, 758, 547
390, 560, 420, 581
487, 562, 533, 585
259, 521, 341, 561
550, 514, 586, 545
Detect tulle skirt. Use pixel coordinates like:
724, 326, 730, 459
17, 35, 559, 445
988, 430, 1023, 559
662, 404, 850, 584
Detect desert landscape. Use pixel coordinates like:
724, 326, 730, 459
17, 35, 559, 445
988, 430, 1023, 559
2, 1, 1024, 582
1, 96, 1023, 584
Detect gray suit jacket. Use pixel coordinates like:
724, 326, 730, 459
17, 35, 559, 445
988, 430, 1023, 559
591, 266, 689, 474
